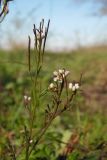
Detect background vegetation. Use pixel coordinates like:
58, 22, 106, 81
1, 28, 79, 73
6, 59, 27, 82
0, 46, 107, 159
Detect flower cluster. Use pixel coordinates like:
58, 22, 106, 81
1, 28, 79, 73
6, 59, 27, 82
53, 69, 70, 83
24, 95, 31, 106
69, 82, 79, 91
48, 69, 80, 92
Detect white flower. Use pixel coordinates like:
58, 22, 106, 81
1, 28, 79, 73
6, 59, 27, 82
69, 82, 79, 91
24, 95, 31, 105
28, 97, 31, 101
75, 83, 79, 89
53, 69, 70, 83
65, 70, 70, 76
24, 95, 28, 100
29, 139, 33, 144
48, 83, 57, 91
53, 76, 62, 83
53, 71, 58, 76
48, 83, 54, 89
53, 77, 59, 82
59, 69, 64, 74
72, 86, 76, 91
62, 71, 70, 78
69, 83, 73, 89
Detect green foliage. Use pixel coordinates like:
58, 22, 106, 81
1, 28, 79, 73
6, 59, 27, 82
0, 47, 107, 159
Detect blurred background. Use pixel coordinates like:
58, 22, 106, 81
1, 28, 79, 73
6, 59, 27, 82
0, 0, 107, 51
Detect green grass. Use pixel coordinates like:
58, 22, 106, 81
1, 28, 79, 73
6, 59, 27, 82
0, 47, 107, 159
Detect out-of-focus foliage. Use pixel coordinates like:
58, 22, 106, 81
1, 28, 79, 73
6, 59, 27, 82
0, 46, 107, 159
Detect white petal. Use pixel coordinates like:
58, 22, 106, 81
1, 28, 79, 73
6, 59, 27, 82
28, 97, 31, 101
29, 139, 33, 144
53, 71, 58, 76
72, 86, 76, 91
62, 74, 65, 78
69, 83, 73, 89
49, 83, 54, 89
53, 77, 58, 82
75, 83, 79, 89
24, 95, 28, 100
59, 69, 64, 74
65, 70, 70, 76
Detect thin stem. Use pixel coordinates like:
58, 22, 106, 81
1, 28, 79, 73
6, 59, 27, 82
24, 126, 29, 160
65, 76, 69, 102
8, 142, 17, 160
42, 19, 50, 61
0, 1, 7, 17
28, 36, 31, 72
28, 91, 76, 158
28, 101, 60, 157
